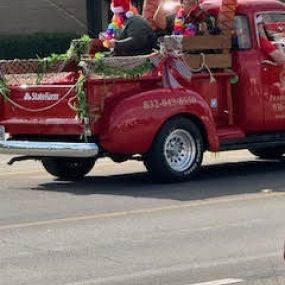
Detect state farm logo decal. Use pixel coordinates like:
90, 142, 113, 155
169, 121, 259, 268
24, 92, 59, 101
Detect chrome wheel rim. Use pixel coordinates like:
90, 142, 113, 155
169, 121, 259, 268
164, 129, 196, 172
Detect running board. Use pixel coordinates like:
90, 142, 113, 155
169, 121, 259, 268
0, 141, 99, 158
220, 132, 285, 151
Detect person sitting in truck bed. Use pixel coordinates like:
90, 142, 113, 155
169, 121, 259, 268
89, 0, 157, 57
153, 0, 217, 37
257, 15, 285, 64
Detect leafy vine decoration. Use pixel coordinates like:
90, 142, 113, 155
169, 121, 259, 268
74, 73, 88, 119
0, 77, 9, 101
36, 34, 91, 84
92, 52, 153, 79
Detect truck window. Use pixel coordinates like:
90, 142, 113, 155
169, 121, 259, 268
256, 13, 285, 43
260, 13, 285, 23
232, 15, 252, 50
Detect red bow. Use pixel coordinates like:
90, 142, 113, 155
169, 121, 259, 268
150, 53, 192, 89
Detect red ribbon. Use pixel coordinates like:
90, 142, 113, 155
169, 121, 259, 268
150, 53, 192, 89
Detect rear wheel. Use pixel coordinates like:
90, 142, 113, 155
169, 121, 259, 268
144, 118, 204, 182
42, 157, 96, 180
249, 148, 284, 159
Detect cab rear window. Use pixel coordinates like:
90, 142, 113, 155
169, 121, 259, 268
232, 15, 252, 50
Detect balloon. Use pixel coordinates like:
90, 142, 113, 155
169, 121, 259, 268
142, 0, 160, 30
217, 0, 237, 34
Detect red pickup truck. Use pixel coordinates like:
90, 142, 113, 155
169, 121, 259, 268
0, 0, 285, 182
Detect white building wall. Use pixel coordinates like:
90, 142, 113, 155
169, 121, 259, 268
0, 0, 87, 34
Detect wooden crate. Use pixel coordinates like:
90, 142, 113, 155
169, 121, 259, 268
184, 53, 232, 69
181, 34, 232, 69
182, 35, 231, 50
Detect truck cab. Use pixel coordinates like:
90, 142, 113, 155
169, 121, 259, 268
0, 0, 285, 182
225, 0, 285, 133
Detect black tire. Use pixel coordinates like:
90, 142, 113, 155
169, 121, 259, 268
144, 118, 204, 182
249, 148, 284, 160
42, 157, 96, 180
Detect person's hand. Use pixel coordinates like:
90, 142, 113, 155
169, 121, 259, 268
99, 33, 106, 41
108, 39, 116, 49
199, 22, 209, 35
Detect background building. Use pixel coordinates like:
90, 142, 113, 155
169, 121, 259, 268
0, 0, 145, 59
89, 0, 144, 37
0, 0, 144, 36
0, 0, 87, 35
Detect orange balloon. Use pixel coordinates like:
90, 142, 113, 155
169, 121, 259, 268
142, 0, 160, 30
217, 0, 237, 34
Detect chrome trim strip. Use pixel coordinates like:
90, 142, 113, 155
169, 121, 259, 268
0, 141, 99, 158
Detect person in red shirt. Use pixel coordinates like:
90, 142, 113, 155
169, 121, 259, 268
257, 15, 285, 64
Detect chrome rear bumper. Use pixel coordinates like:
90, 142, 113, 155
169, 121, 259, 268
0, 140, 99, 158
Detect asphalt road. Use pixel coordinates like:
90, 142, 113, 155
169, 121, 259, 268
0, 151, 285, 285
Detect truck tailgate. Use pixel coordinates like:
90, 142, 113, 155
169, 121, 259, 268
0, 74, 83, 136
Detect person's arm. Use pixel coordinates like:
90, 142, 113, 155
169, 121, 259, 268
259, 36, 285, 64
113, 18, 153, 55
259, 36, 276, 54
114, 23, 143, 52
153, 3, 168, 30
153, 1, 179, 30
88, 38, 105, 56
269, 49, 285, 64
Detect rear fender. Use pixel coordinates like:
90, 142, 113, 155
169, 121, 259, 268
99, 88, 219, 154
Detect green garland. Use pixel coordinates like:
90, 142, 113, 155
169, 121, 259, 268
93, 52, 153, 78
230, 75, 239, 84
73, 52, 153, 121
75, 73, 88, 119
66, 35, 91, 63
0, 77, 9, 101
36, 53, 68, 84
35, 35, 92, 120
74, 73, 89, 142
37, 35, 91, 83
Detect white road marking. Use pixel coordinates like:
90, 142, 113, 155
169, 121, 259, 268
62, 270, 244, 285
187, 278, 244, 285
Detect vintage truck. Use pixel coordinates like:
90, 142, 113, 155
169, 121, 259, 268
0, 0, 285, 182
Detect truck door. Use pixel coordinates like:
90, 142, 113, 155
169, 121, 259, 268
231, 15, 265, 132
257, 12, 285, 131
